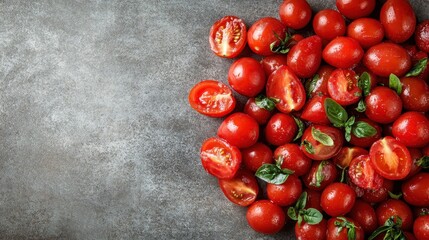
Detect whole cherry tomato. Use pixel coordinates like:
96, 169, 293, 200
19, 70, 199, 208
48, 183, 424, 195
400, 77, 429, 112
279, 0, 312, 30
260, 54, 288, 76
363, 42, 411, 77
264, 113, 298, 146
209, 16, 247, 58
312, 9, 346, 41
303, 160, 338, 191
322, 37, 364, 69
300, 95, 330, 125
217, 112, 259, 149
347, 18, 384, 49
413, 214, 429, 240
380, 0, 416, 43
321, 183, 356, 217
347, 199, 378, 235
402, 173, 429, 207
336, 0, 375, 19
376, 199, 414, 230
365, 86, 403, 124
267, 174, 302, 206
218, 169, 259, 206
287, 35, 322, 78
415, 20, 429, 53
300, 124, 344, 161
326, 217, 365, 240
327, 68, 362, 106
243, 97, 273, 125
361, 179, 394, 203
349, 118, 382, 148
247, 17, 287, 56
241, 142, 273, 173
274, 144, 312, 176
295, 219, 327, 240
392, 111, 429, 148
228, 57, 266, 97
246, 200, 286, 234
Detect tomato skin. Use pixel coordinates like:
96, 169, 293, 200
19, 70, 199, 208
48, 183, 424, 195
287, 35, 322, 78
246, 200, 286, 234
361, 178, 394, 203
200, 137, 242, 179
300, 125, 344, 161
415, 20, 429, 53
300, 95, 330, 125
217, 113, 259, 149
295, 219, 327, 240
209, 16, 247, 58
260, 55, 288, 77
348, 154, 384, 190
376, 199, 414, 230
312, 9, 346, 41
336, 0, 375, 20
305, 188, 323, 212
218, 169, 259, 206
363, 42, 411, 77
247, 17, 287, 56
264, 113, 298, 146
365, 86, 403, 124
241, 142, 273, 173
228, 57, 266, 97
402, 173, 429, 207
322, 37, 364, 69
188, 80, 236, 117
306, 65, 334, 98
267, 174, 302, 206
380, 0, 416, 43
327, 68, 362, 106
279, 0, 312, 30
406, 148, 424, 180
347, 199, 378, 235
326, 217, 365, 240
413, 215, 429, 240
333, 146, 368, 168
400, 77, 429, 112
243, 98, 273, 125
392, 112, 429, 148
266, 65, 306, 113
274, 144, 311, 176
349, 118, 382, 148
321, 183, 356, 217
303, 160, 338, 191
347, 18, 384, 49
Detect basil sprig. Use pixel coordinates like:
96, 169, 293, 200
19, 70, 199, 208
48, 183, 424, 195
369, 216, 405, 240
270, 32, 293, 54
255, 156, 294, 184
355, 72, 371, 112
255, 94, 280, 111
416, 156, 429, 168
405, 57, 428, 77
313, 161, 327, 187
334, 217, 358, 240
352, 121, 377, 139
293, 116, 305, 141
389, 74, 402, 95
287, 192, 323, 226
305, 74, 320, 98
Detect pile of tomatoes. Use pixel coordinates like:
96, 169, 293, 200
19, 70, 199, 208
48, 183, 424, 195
188, 0, 429, 239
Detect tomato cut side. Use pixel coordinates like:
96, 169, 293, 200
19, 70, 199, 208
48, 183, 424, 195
327, 69, 361, 106
218, 169, 259, 206
209, 16, 247, 58
348, 155, 384, 190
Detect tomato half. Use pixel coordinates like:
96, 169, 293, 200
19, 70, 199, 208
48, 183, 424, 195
200, 137, 242, 179
218, 169, 259, 206
188, 80, 236, 117
327, 68, 362, 106
369, 136, 412, 180
209, 16, 247, 58
348, 155, 384, 190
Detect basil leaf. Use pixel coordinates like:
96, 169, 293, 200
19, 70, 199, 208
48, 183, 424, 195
389, 74, 402, 95
324, 98, 348, 127
314, 161, 326, 187
311, 127, 334, 146
270, 32, 292, 54
275, 155, 284, 169
358, 72, 371, 96
255, 95, 279, 111
388, 191, 403, 200
406, 58, 428, 77
295, 192, 308, 211
355, 99, 366, 113
293, 116, 305, 141
416, 156, 429, 168
352, 121, 377, 138
305, 74, 320, 98
287, 207, 298, 221
255, 164, 289, 184
302, 140, 315, 154
344, 116, 355, 142
347, 226, 356, 240
368, 225, 392, 240
301, 208, 323, 225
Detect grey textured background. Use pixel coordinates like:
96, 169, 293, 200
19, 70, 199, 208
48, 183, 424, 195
0, 0, 428, 239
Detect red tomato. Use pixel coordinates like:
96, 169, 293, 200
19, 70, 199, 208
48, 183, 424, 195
188, 80, 236, 117
326, 217, 365, 240
266, 65, 306, 113
295, 219, 327, 240
305, 188, 323, 212
260, 54, 288, 76
327, 68, 362, 106
246, 200, 286, 234
300, 95, 330, 125
200, 137, 242, 179
267, 174, 302, 206
209, 16, 247, 58
347, 18, 384, 49
348, 154, 384, 190
274, 144, 312, 176
370, 136, 412, 180
303, 160, 338, 191
380, 0, 416, 43
400, 77, 429, 112
365, 86, 403, 124
333, 146, 368, 168
336, 0, 375, 19
402, 173, 429, 207
376, 199, 414, 230
264, 113, 298, 146
306, 65, 334, 98
312, 9, 346, 41
322, 37, 364, 69
406, 148, 424, 179
415, 20, 429, 53
349, 118, 382, 148
300, 125, 344, 161
241, 142, 273, 173
247, 17, 287, 56
361, 179, 394, 203
218, 169, 259, 206
287, 35, 322, 78
413, 215, 429, 240
227, 57, 266, 97
243, 98, 273, 125
217, 113, 259, 149
392, 112, 429, 148
347, 199, 378, 235
279, 0, 312, 30
321, 183, 356, 217
363, 42, 411, 77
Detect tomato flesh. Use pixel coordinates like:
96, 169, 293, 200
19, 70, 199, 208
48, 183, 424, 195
218, 169, 259, 206
209, 16, 247, 58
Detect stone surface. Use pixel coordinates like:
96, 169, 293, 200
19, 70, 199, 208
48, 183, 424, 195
0, 0, 428, 239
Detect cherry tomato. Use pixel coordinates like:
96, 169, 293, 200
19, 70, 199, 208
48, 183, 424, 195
327, 68, 362, 106
209, 16, 247, 58
267, 174, 302, 206
415, 20, 429, 53
274, 144, 311, 176
218, 169, 259, 206
322, 37, 364, 69
363, 42, 411, 77
227, 57, 266, 97
332, 146, 368, 169
246, 200, 286, 234
312, 9, 346, 41
336, 0, 375, 19
247, 17, 287, 56
361, 178, 394, 203
370, 136, 411, 180
380, 0, 416, 43
200, 137, 242, 179
241, 142, 273, 173
217, 113, 259, 149
327, 217, 364, 240
279, 0, 312, 30
303, 160, 338, 191
300, 124, 344, 161
365, 86, 403, 124
413, 215, 429, 240
188, 80, 236, 117
347, 18, 384, 49
348, 154, 384, 190
321, 183, 356, 217
266, 65, 306, 113
295, 219, 327, 240
392, 112, 429, 148
305, 188, 323, 212
400, 77, 429, 112
376, 199, 414, 230
347, 199, 378, 235
406, 148, 424, 180
264, 113, 298, 146
287, 35, 322, 78
260, 54, 288, 76
300, 95, 330, 125
402, 173, 429, 207
306, 65, 334, 98
243, 97, 273, 125
349, 118, 382, 148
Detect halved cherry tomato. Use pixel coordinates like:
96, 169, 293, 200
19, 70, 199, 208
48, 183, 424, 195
336, 0, 375, 19
300, 124, 344, 161
332, 146, 368, 169
380, 0, 416, 43
217, 112, 259, 149
188, 80, 236, 117
247, 17, 287, 56
369, 136, 412, 180
327, 68, 362, 106
218, 169, 259, 206
322, 37, 364, 69
200, 137, 242, 179
348, 155, 384, 190
209, 16, 247, 58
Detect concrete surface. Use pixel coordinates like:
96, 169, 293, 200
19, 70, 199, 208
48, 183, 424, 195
0, 0, 428, 239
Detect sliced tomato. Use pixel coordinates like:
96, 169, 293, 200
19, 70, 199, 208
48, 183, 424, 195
209, 16, 247, 58
369, 136, 412, 180
188, 80, 236, 117
327, 68, 362, 106
266, 65, 306, 113
333, 146, 368, 169
349, 155, 384, 190
200, 137, 241, 179
218, 169, 259, 206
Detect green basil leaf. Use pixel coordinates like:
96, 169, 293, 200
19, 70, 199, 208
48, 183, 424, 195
270, 32, 292, 54
347, 225, 356, 240
293, 116, 305, 141
358, 72, 372, 96
275, 155, 284, 169
287, 207, 298, 221
416, 156, 429, 168
355, 99, 366, 113
352, 121, 377, 138
295, 192, 308, 211
389, 74, 402, 95
302, 140, 315, 154
255, 95, 279, 111
368, 225, 392, 240
255, 164, 289, 184
301, 208, 323, 225
305, 74, 320, 98
340, 167, 347, 183
314, 161, 326, 188
344, 116, 355, 142
405, 58, 428, 77
388, 191, 403, 200
297, 214, 303, 226
324, 98, 348, 127
311, 127, 334, 146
